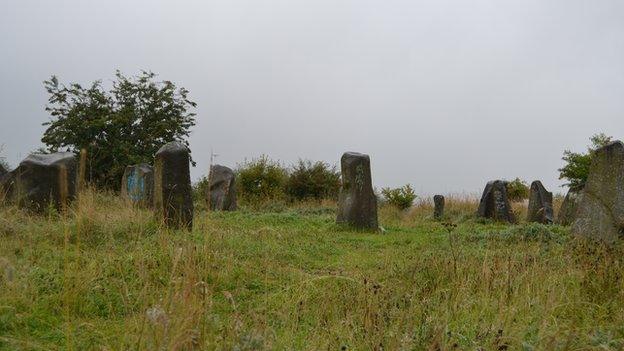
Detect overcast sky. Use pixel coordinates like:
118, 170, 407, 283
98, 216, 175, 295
1, 0, 623, 195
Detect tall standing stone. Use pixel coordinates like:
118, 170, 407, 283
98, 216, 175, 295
154, 142, 193, 230
208, 164, 237, 211
572, 141, 624, 242
433, 195, 445, 220
336, 152, 378, 230
477, 180, 515, 223
527, 180, 554, 224
556, 187, 583, 226
13, 152, 77, 212
121, 163, 154, 207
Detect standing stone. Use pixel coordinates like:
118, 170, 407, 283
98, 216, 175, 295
208, 164, 237, 211
433, 195, 445, 220
121, 163, 154, 207
336, 152, 378, 230
154, 142, 193, 230
0, 169, 15, 203
527, 180, 554, 224
556, 187, 583, 226
477, 180, 515, 223
13, 152, 77, 212
572, 141, 624, 242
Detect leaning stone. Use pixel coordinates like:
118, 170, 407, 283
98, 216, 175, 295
336, 152, 378, 230
154, 142, 193, 230
208, 165, 237, 211
13, 152, 77, 212
572, 141, 624, 243
527, 180, 554, 224
121, 164, 154, 207
433, 195, 445, 220
477, 180, 515, 223
556, 187, 583, 226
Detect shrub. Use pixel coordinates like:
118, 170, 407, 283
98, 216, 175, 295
559, 133, 613, 190
285, 160, 340, 201
0, 146, 9, 173
381, 184, 417, 210
505, 178, 529, 202
237, 155, 287, 202
192, 176, 210, 204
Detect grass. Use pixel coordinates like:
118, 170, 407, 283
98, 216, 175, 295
0, 191, 623, 350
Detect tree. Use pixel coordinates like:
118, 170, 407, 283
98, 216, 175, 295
41, 71, 196, 189
559, 133, 612, 190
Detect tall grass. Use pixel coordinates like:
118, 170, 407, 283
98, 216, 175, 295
0, 190, 622, 349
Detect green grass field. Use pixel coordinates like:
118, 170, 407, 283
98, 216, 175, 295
1, 191, 623, 350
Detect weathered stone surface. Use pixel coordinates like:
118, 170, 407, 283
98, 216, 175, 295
154, 142, 193, 230
556, 187, 583, 226
208, 164, 237, 211
433, 195, 445, 220
121, 164, 154, 207
12, 152, 77, 212
527, 180, 554, 224
0, 169, 15, 201
336, 152, 378, 230
572, 141, 624, 242
477, 180, 515, 223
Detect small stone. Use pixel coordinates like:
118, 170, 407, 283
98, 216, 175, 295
433, 195, 445, 220
154, 142, 193, 230
477, 180, 515, 223
146, 306, 168, 327
336, 152, 378, 230
526, 180, 554, 224
121, 163, 154, 207
208, 165, 237, 211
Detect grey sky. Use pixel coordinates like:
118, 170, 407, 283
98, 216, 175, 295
1, 0, 623, 195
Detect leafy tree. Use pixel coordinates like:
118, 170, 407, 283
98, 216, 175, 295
505, 178, 529, 202
41, 71, 196, 189
285, 160, 340, 201
381, 184, 417, 210
559, 133, 612, 190
237, 155, 288, 201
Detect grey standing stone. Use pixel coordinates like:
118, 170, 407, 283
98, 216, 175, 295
572, 141, 624, 242
154, 142, 193, 230
12, 152, 77, 212
121, 163, 154, 207
208, 164, 237, 211
527, 180, 554, 224
477, 180, 515, 223
336, 152, 378, 230
556, 187, 583, 226
0, 166, 13, 201
433, 195, 445, 220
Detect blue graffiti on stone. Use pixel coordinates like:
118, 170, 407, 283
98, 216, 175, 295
126, 169, 145, 202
